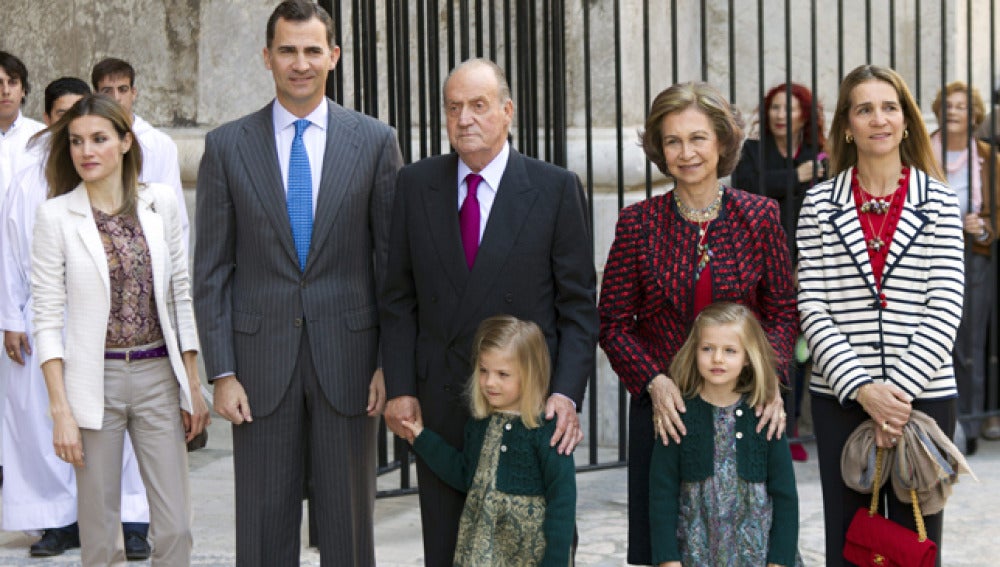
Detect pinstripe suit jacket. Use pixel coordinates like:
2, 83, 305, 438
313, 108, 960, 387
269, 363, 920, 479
797, 166, 964, 405
194, 99, 403, 417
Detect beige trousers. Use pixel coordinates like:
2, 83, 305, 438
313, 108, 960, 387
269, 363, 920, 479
76, 355, 191, 567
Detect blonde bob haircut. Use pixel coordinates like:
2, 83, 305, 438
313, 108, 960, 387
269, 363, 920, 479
640, 81, 746, 179
931, 81, 986, 129
827, 64, 945, 182
467, 315, 551, 429
668, 302, 776, 408
45, 93, 143, 216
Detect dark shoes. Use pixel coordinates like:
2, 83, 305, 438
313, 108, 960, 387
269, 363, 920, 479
967, 437, 979, 456
125, 531, 152, 561
29, 524, 80, 557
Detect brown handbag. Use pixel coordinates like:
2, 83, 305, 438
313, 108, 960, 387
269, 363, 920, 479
843, 447, 937, 567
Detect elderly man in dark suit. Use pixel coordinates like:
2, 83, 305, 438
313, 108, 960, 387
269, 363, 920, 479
381, 58, 599, 566
193, 1, 402, 565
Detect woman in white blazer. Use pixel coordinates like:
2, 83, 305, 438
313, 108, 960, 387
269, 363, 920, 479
30, 94, 210, 566
797, 65, 963, 567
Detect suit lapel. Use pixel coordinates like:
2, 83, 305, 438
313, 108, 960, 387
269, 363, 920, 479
236, 103, 299, 267
829, 168, 879, 295
421, 155, 470, 294
68, 185, 110, 295
308, 100, 362, 272
452, 150, 537, 330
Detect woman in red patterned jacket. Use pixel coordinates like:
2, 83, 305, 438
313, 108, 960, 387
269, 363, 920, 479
598, 81, 798, 565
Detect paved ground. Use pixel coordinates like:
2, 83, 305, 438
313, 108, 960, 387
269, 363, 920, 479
0, 413, 994, 566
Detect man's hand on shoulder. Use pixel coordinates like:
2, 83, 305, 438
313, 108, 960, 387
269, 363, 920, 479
384, 396, 422, 443
214, 375, 253, 425
545, 394, 583, 455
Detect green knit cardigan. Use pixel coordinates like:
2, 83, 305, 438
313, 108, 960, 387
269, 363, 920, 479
412, 415, 577, 567
648, 395, 799, 567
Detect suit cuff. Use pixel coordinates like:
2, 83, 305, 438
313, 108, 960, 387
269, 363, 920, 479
210, 371, 235, 384
551, 392, 577, 410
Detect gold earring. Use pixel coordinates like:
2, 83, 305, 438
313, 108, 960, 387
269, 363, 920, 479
902, 128, 909, 139
845, 133, 854, 144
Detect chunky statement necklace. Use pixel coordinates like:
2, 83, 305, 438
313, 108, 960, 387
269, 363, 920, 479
676, 185, 724, 223
853, 168, 906, 252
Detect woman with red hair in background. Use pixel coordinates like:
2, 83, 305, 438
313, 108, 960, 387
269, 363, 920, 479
733, 82, 828, 462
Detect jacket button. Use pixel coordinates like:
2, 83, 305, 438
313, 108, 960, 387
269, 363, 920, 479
735, 409, 743, 417
500, 445, 508, 452
505, 423, 512, 431
300, 280, 306, 288
735, 432, 743, 439
504, 293, 513, 303
431, 295, 438, 303
294, 318, 303, 327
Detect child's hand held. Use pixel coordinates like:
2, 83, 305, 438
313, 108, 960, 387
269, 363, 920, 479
400, 418, 423, 442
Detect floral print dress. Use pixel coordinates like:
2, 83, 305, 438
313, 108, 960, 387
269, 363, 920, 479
677, 400, 803, 567
453, 413, 550, 566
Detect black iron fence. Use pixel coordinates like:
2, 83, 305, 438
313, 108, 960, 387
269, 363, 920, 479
315, 0, 1000, 497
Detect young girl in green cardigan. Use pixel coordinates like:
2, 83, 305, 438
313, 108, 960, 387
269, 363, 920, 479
401, 315, 576, 566
649, 302, 802, 567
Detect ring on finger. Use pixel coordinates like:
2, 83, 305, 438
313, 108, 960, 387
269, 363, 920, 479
891, 437, 898, 444
881, 421, 890, 432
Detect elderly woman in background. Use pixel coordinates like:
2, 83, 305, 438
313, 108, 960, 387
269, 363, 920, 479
931, 81, 1000, 453
797, 65, 963, 567
598, 81, 797, 565
31, 94, 209, 566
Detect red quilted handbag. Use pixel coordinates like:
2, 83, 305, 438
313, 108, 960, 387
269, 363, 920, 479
843, 448, 937, 567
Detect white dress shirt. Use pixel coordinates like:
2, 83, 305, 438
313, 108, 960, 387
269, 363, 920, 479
456, 141, 510, 241
0, 111, 44, 203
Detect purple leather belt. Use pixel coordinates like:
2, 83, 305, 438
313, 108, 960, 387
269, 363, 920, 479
104, 345, 169, 362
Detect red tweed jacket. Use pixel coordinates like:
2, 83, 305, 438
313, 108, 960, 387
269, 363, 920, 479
598, 187, 798, 396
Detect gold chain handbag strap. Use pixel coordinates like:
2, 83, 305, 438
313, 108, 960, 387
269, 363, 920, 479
869, 447, 929, 542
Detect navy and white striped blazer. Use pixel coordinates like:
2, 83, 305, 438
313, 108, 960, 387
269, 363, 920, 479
797, 166, 964, 404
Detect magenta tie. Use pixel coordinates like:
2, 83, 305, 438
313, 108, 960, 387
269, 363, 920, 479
460, 173, 482, 269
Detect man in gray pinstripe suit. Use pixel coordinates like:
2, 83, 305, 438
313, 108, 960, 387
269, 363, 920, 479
193, 1, 402, 565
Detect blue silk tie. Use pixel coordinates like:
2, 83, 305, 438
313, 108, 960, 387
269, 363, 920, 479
287, 119, 312, 271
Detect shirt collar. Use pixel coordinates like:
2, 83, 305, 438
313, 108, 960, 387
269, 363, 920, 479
457, 141, 510, 191
1, 110, 25, 136
272, 100, 328, 133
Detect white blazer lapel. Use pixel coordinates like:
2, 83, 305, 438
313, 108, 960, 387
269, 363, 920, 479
67, 184, 111, 296
136, 188, 167, 298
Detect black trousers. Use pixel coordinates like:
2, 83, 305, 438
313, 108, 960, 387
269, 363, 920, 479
812, 394, 955, 567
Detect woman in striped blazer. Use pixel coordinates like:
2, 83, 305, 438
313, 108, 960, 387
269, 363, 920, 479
797, 65, 963, 567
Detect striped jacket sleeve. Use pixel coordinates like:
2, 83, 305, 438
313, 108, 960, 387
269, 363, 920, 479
883, 177, 964, 398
